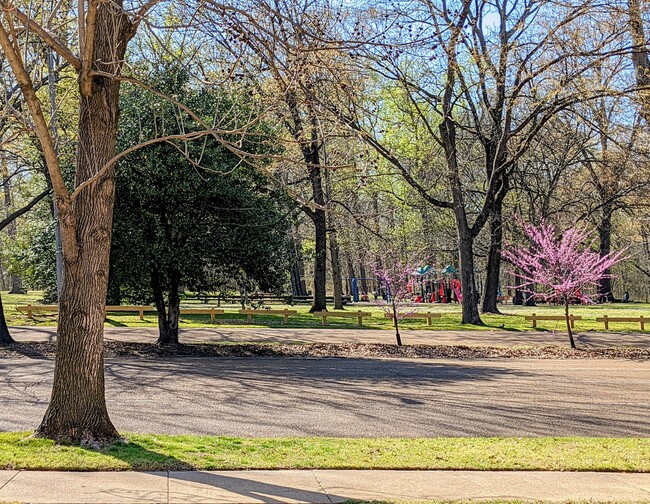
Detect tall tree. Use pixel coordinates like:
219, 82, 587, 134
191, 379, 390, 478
112, 73, 292, 345
629, 0, 650, 121
202, 0, 360, 312
326, 0, 629, 322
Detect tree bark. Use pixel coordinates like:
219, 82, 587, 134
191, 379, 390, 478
629, 0, 650, 122
290, 232, 308, 297
324, 167, 343, 310
346, 257, 356, 295
458, 233, 483, 325
438, 12, 483, 326
359, 263, 369, 296
513, 272, 524, 305
482, 199, 504, 314
597, 204, 616, 302
329, 227, 343, 310
0, 293, 14, 345
152, 268, 180, 346
565, 296, 576, 349
391, 303, 402, 346
35, 2, 132, 444
310, 207, 328, 312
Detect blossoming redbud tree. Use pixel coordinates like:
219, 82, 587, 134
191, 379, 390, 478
373, 259, 421, 346
502, 220, 626, 348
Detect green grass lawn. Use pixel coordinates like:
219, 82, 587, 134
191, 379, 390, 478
0, 434, 648, 472
4, 290, 650, 333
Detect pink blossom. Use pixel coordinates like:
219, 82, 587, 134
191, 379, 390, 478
502, 220, 625, 302
502, 219, 626, 348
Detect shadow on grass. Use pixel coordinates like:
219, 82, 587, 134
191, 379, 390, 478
105, 318, 127, 327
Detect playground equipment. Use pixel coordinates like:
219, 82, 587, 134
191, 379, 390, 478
451, 278, 462, 302
348, 263, 467, 304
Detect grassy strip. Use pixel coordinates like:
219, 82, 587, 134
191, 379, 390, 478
0, 434, 648, 472
6, 291, 650, 332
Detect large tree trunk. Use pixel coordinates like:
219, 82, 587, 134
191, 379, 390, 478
329, 227, 344, 310
324, 168, 343, 310
35, 2, 131, 444
458, 233, 483, 325
482, 199, 504, 314
290, 232, 308, 297
303, 142, 327, 313
346, 257, 356, 295
513, 272, 524, 305
359, 263, 369, 296
597, 204, 616, 302
0, 293, 14, 345
310, 208, 328, 312
152, 268, 180, 346
38, 218, 119, 443
629, 0, 650, 122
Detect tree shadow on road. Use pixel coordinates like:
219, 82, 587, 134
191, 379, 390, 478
101, 356, 650, 437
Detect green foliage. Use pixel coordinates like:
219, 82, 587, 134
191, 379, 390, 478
5, 193, 57, 303
109, 66, 293, 305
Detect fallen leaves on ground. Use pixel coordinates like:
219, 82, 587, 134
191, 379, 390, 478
1, 341, 648, 360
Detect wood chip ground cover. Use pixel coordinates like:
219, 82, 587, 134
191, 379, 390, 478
1, 341, 649, 359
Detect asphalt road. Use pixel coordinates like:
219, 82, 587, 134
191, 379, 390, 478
1, 356, 648, 437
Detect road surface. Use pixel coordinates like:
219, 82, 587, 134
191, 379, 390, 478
8, 326, 650, 348
1, 356, 648, 436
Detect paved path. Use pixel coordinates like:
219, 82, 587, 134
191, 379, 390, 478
8, 325, 650, 347
2, 357, 648, 436
0, 470, 649, 503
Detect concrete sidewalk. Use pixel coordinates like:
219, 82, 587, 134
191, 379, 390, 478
0, 470, 649, 503
9, 325, 650, 348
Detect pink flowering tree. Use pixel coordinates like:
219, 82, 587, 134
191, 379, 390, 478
502, 220, 626, 348
373, 259, 421, 346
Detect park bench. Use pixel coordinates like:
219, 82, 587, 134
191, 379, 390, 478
17, 304, 58, 318
497, 295, 513, 304
180, 307, 225, 322
239, 308, 298, 324
596, 315, 648, 331
384, 312, 441, 326
313, 310, 372, 327
524, 313, 583, 328
105, 305, 156, 320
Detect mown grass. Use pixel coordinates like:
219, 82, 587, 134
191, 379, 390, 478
0, 434, 648, 472
5, 290, 650, 333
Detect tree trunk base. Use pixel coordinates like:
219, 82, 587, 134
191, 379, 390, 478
0, 328, 14, 345
461, 316, 485, 326
35, 418, 119, 447
157, 327, 180, 346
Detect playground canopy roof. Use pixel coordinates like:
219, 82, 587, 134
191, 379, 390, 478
412, 265, 435, 277
441, 265, 459, 275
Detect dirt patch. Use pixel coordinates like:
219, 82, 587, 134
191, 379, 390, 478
1, 341, 649, 360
